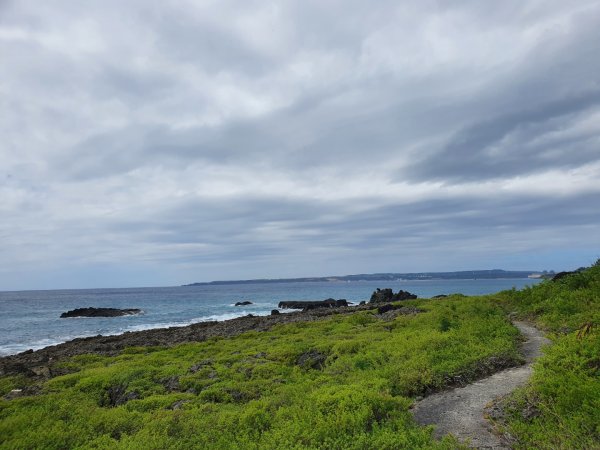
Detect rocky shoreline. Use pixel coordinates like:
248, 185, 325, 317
0, 289, 420, 379
0, 302, 422, 382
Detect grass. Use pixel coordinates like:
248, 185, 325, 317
0, 296, 520, 449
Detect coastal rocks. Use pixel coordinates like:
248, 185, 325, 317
60, 307, 142, 318
376, 305, 423, 321
100, 384, 140, 407
297, 350, 327, 370
31, 365, 51, 377
432, 294, 448, 299
234, 301, 253, 306
169, 399, 190, 410
161, 376, 180, 392
271, 309, 280, 315
3, 389, 24, 400
278, 298, 348, 311
377, 303, 400, 314
2, 384, 41, 400
190, 359, 213, 373
369, 288, 417, 303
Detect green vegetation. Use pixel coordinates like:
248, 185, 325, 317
493, 263, 600, 449
1, 297, 520, 449
2, 264, 598, 449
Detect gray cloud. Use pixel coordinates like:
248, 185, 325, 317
1, 0, 600, 289
408, 91, 600, 182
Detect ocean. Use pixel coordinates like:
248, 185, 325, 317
0, 278, 541, 356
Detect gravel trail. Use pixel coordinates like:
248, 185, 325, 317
412, 321, 549, 449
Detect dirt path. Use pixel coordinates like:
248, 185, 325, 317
412, 321, 550, 449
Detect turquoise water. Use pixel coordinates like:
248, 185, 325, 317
0, 278, 541, 356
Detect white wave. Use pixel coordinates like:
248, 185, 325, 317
0, 309, 281, 356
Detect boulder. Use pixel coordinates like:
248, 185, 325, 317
271, 309, 280, 315
296, 350, 327, 370
377, 303, 401, 314
370, 288, 394, 303
234, 301, 253, 306
60, 308, 142, 318
369, 288, 417, 303
100, 384, 140, 407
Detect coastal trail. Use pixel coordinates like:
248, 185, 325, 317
412, 321, 550, 449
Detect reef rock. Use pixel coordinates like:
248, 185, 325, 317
60, 308, 142, 318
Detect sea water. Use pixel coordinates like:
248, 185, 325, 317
0, 278, 541, 356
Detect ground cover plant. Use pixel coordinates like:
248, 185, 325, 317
493, 263, 600, 449
0, 296, 522, 449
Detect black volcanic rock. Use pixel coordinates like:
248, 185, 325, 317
234, 301, 253, 306
369, 288, 417, 303
60, 308, 142, 318
278, 298, 348, 311
271, 309, 280, 315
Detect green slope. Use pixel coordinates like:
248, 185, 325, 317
492, 262, 600, 449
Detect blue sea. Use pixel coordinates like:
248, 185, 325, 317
0, 278, 541, 356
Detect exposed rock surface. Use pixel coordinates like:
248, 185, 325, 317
296, 350, 327, 370
100, 384, 140, 407
369, 288, 417, 303
278, 298, 348, 311
60, 307, 142, 318
234, 301, 253, 306
412, 321, 550, 449
376, 303, 400, 314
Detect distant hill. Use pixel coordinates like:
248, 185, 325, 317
184, 269, 548, 286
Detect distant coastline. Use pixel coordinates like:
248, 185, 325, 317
184, 269, 551, 286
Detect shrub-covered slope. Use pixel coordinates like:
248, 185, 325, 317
494, 263, 600, 449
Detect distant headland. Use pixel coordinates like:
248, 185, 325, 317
184, 269, 552, 286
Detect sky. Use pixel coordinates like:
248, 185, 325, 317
1, 1, 600, 290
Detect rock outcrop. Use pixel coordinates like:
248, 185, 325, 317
278, 298, 348, 311
60, 308, 142, 318
369, 288, 417, 303
234, 301, 253, 306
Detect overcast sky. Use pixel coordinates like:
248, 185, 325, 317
1, 1, 600, 290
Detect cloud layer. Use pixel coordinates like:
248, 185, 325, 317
1, 0, 600, 289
